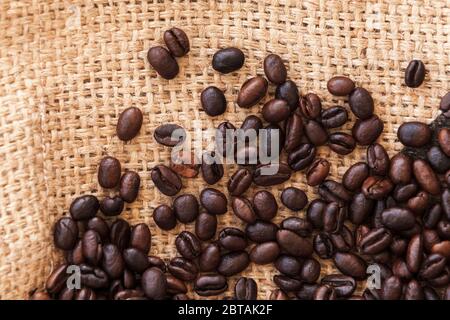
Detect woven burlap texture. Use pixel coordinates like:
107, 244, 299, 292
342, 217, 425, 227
0, 0, 448, 299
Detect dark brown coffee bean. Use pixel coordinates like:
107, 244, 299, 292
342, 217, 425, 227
100, 196, 124, 216
281, 217, 312, 237
440, 92, 450, 115
151, 165, 182, 196
237, 76, 268, 108
406, 234, 423, 273
423, 204, 442, 229
405, 59, 425, 88
119, 171, 140, 203
110, 219, 130, 251
327, 76, 355, 96
427, 146, 450, 173
166, 275, 188, 295
300, 258, 321, 283
122, 268, 137, 288
253, 163, 291, 186
274, 255, 302, 276
227, 168, 252, 196
245, 220, 278, 243
393, 183, 418, 202
389, 153, 412, 184
163, 27, 189, 57
201, 151, 224, 184
168, 257, 198, 281
173, 193, 199, 223
352, 115, 384, 145
398, 121, 432, 148
284, 111, 304, 152
438, 128, 450, 157
262, 99, 291, 123
201, 86, 227, 117
82, 230, 102, 266
252, 190, 278, 221
241, 115, 263, 136
218, 251, 250, 276
275, 80, 299, 111
54, 217, 78, 250
359, 228, 392, 255
102, 244, 124, 279
170, 151, 200, 178
323, 202, 346, 233
299, 93, 322, 120
194, 274, 228, 296
367, 143, 390, 176
281, 187, 308, 211
264, 54, 287, 84
79, 264, 109, 289
30, 291, 52, 300
343, 162, 369, 191
141, 267, 167, 300
87, 217, 109, 243
98, 156, 121, 188
46, 264, 68, 294
199, 243, 221, 272
250, 242, 280, 264
362, 176, 394, 200
175, 231, 201, 260
437, 219, 450, 239
288, 143, 316, 171
330, 225, 354, 252
70, 195, 99, 221
195, 211, 217, 241
419, 253, 447, 280
66, 240, 84, 265
147, 46, 179, 79
200, 188, 227, 215
423, 286, 440, 300
320, 106, 348, 128
153, 204, 176, 230
218, 227, 247, 251
349, 193, 374, 226
328, 132, 356, 155
333, 252, 367, 280
413, 159, 441, 195
154, 124, 185, 147
277, 229, 313, 257
381, 207, 415, 231
130, 223, 151, 253
231, 196, 257, 224
123, 248, 150, 273
306, 158, 330, 186
116, 107, 143, 141
212, 47, 245, 73
392, 259, 413, 281
321, 274, 356, 298
407, 191, 429, 214
348, 87, 374, 119
304, 120, 328, 146
273, 275, 303, 292
404, 279, 425, 300
318, 180, 352, 206
235, 277, 257, 300
313, 232, 335, 258
381, 276, 403, 300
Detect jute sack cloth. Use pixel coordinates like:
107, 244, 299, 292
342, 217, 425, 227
0, 0, 448, 299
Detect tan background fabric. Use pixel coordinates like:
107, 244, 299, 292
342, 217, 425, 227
0, 0, 449, 299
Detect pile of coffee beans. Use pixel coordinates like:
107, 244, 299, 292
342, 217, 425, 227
30, 27, 450, 300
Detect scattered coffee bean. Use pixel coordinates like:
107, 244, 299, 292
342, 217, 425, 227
175, 231, 202, 260
201, 86, 227, 116
116, 107, 143, 141
163, 27, 189, 57
201, 151, 224, 184
320, 106, 348, 128
70, 195, 99, 221
98, 156, 121, 188
195, 211, 217, 241
200, 188, 228, 215
327, 76, 355, 96
195, 274, 228, 296
119, 171, 140, 203
147, 46, 179, 79
405, 59, 425, 88
237, 76, 268, 108
352, 115, 384, 145
154, 124, 185, 147
231, 196, 257, 224
328, 132, 356, 155
227, 168, 253, 196
54, 217, 78, 250
253, 163, 291, 186
100, 196, 124, 216
173, 193, 199, 223
275, 80, 299, 111
397, 121, 431, 147
151, 165, 182, 196
299, 93, 322, 120
153, 205, 177, 230
263, 54, 287, 84
212, 48, 245, 74
281, 187, 308, 211
252, 190, 278, 221
348, 87, 374, 119
235, 277, 257, 300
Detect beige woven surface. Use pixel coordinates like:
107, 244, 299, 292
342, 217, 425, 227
0, 0, 449, 299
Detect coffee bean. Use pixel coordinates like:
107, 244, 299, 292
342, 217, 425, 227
318, 180, 352, 206
147, 46, 179, 79
168, 257, 198, 281
194, 274, 228, 296
110, 219, 130, 251
212, 47, 245, 73
219, 227, 247, 251
304, 120, 328, 146
323, 202, 346, 233
362, 176, 394, 200
80, 264, 108, 289
66, 240, 84, 265
264, 54, 287, 84
151, 165, 182, 196
241, 115, 263, 136
281, 217, 312, 237
413, 159, 441, 195
381, 207, 415, 231
201, 151, 224, 184
153, 205, 176, 230
87, 217, 109, 243
273, 275, 302, 292
284, 111, 304, 152
250, 242, 280, 264
398, 121, 431, 147
200, 188, 227, 215
405, 59, 425, 88
201, 86, 227, 117
170, 151, 200, 178
70, 195, 99, 221
392, 183, 418, 202
199, 243, 221, 272
195, 211, 217, 241
175, 231, 201, 260
404, 279, 425, 300
235, 277, 257, 300
98, 156, 121, 188
343, 162, 370, 191
116, 107, 143, 141
440, 92, 450, 115
348, 87, 374, 119
359, 228, 391, 255
173, 193, 199, 223
237, 76, 268, 108
262, 99, 291, 123
333, 252, 367, 280
245, 220, 278, 243
313, 232, 335, 259
327, 76, 355, 96
300, 258, 321, 283
154, 124, 185, 147
123, 248, 150, 273
299, 93, 322, 120
367, 143, 390, 176
352, 115, 384, 145
320, 106, 348, 128
82, 230, 102, 266
424, 286, 441, 300
281, 187, 308, 211
274, 254, 301, 276
227, 168, 252, 196
277, 229, 313, 257
54, 217, 78, 250
46, 264, 68, 294
381, 276, 402, 300
389, 153, 412, 184
288, 143, 316, 171
328, 132, 356, 155
406, 234, 423, 273
163, 27, 189, 57
123, 268, 137, 288
253, 163, 291, 186
30, 291, 52, 300
102, 244, 124, 279
306, 158, 330, 187
407, 191, 429, 214
423, 204, 442, 229
130, 223, 151, 253
231, 196, 257, 224
252, 190, 278, 221
141, 267, 167, 300
321, 274, 356, 298
427, 146, 450, 173
100, 196, 124, 216
275, 80, 299, 111
119, 171, 140, 203
438, 128, 450, 157
218, 251, 250, 276
166, 275, 188, 295
307, 199, 327, 229
419, 253, 447, 280
349, 192, 375, 225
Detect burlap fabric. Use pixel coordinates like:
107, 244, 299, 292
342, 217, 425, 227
0, 0, 448, 299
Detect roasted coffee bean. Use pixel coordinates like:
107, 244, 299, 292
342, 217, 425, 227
330, 225, 354, 252
168, 257, 198, 281
299, 93, 322, 120
218, 251, 250, 276
295, 283, 319, 300
328, 132, 356, 155
195, 211, 217, 241
219, 227, 247, 251
389, 153, 412, 184
281, 187, 308, 211
245, 220, 278, 243
100, 196, 124, 216
333, 252, 367, 280
252, 191, 278, 221
46, 264, 68, 294
306, 158, 330, 187
122, 268, 137, 288
195, 274, 228, 296
79, 264, 108, 289
116, 107, 143, 141
274, 255, 302, 276
250, 242, 280, 265
201, 151, 224, 184
129, 223, 151, 254
427, 146, 450, 173
173, 193, 199, 223
277, 229, 313, 257
423, 230, 441, 252
437, 219, 450, 239
153, 205, 177, 230
281, 217, 312, 237
215, 121, 236, 158
201, 86, 227, 117
235, 277, 257, 300
327, 76, 355, 96
163, 27, 189, 57
323, 202, 346, 233
443, 189, 450, 220
313, 232, 335, 259
235, 143, 259, 166
119, 171, 140, 203
212, 47, 245, 73
404, 279, 425, 300
264, 54, 287, 84
393, 183, 418, 202
199, 243, 221, 272
147, 46, 179, 79
54, 217, 78, 250
87, 217, 109, 243
381, 276, 403, 300
362, 176, 394, 200
320, 106, 348, 128
367, 143, 390, 176
151, 165, 182, 196
110, 219, 130, 251
406, 234, 423, 273
352, 115, 384, 145
82, 230, 102, 266
381, 207, 415, 231
362, 288, 381, 300
175, 231, 201, 260
407, 191, 429, 214
122, 248, 150, 273
392, 258, 413, 280
141, 267, 167, 300
262, 99, 291, 123
343, 162, 370, 192
58, 287, 75, 300
359, 228, 392, 255
440, 92, 450, 115
102, 244, 124, 279
423, 204, 442, 229
300, 258, 321, 283
349, 192, 374, 225
419, 254, 447, 280
200, 188, 227, 215
398, 121, 431, 147
237, 76, 268, 108
170, 151, 200, 178
253, 163, 291, 186
241, 115, 263, 136
154, 124, 185, 147
405, 59, 425, 88
70, 195, 99, 221
227, 168, 252, 196
288, 143, 317, 172
321, 274, 356, 298
273, 275, 302, 292
66, 240, 84, 265
231, 196, 257, 224
284, 111, 303, 152
275, 80, 299, 111
423, 286, 441, 300
307, 199, 327, 229
166, 275, 188, 295
413, 159, 441, 195
313, 285, 337, 300
348, 87, 374, 119
426, 267, 450, 287
318, 180, 352, 206
304, 120, 328, 146
98, 156, 121, 188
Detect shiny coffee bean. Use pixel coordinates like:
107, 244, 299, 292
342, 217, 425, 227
440, 92, 450, 116
274, 255, 302, 276
330, 225, 354, 252
313, 285, 337, 300
262, 123, 285, 157
215, 121, 236, 158
307, 199, 327, 229
264, 54, 287, 84
235, 277, 257, 300
349, 192, 374, 225
194, 274, 228, 296
299, 93, 322, 120
116, 107, 143, 141
253, 163, 291, 186
241, 115, 263, 136
46, 264, 68, 294
119, 171, 140, 203
306, 158, 330, 186
362, 176, 394, 200
367, 143, 390, 176
348, 87, 374, 119
321, 274, 356, 297
277, 229, 313, 257
284, 111, 303, 152
168, 257, 198, 281
141, 267, 167, 300
200, 188, 227, 215
87, 217, 109, 243
82, 230, 103, 266
170, 151, 200, 178
413, 159, 441, 195
166, 275, 188, 295
300, 258, 321, 283
195, 211, 217, 241
262, 99, 291, 123
201, 86, 227, 116
352, 115, 384, 145
328, 132, 356, 155
201, 151, 224, 184
359, 228, 392, 255
100, 196, 124, 216
281, 217, 312, 237
250, 242, 280, 265
288, 143, 316, 171
381, 276, 403, 300
407, 191, 429, 214
218, 227, 247, 251
151, 165, 182, 196
423, 204, 442, 229
419, 254, 447, 280
79, 264, 109, 289
443, 189, 450, 220
147, 46, 179, 79
295, 283, 319, 300
123, 248, 150, 273
273, 275, 302, 292
227, 168, 252, 196
343, 162, 370, 191
54, 217, 78, 250
427, 146, 450, 173
381, 207, 416, 231
397, 121, 431, 147
110, 219, 130, 251
318, 180, 352, 206
231, 196, 257, 224
66, 240, 84, 265
98, 156, 121, 188
130, 223, 151, 253
212, 47, 245, 73
173, 193, 199, 223
153, 205, 177, 230
102, 244, 124, 279
333, 252, 367, 280
406, 234, 423, 273
163, 27, 189, 57
245, 220, 278, 243
70, 195, 99, 221
281, 187, 308, 211
392, 259, 413, 281
320, 106, 348, 128
252, 190, 278, 221
275, 80, 299, 111
199, 243, 221, 272
404, 279, 425, 300
389, 153, 412, 184
327, 76, 355, 96
323, 202, 346, 233
304, 120, 328, 146
237, 76, 268, 108
405, 59, 425, 88
154, 124, 185, 147
392, 183, 418, 202
218, 251, 250, 276
175, 231, 201, 260
313, 232, 335, 259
